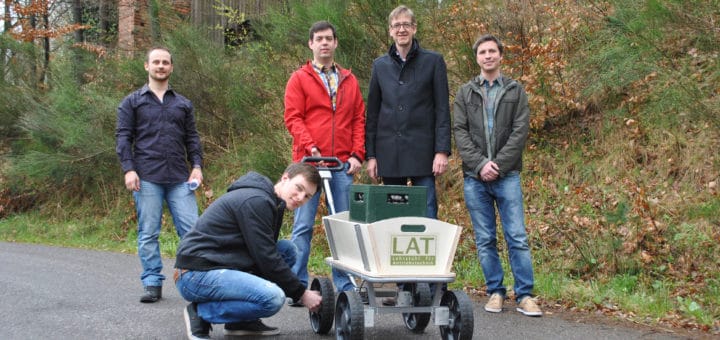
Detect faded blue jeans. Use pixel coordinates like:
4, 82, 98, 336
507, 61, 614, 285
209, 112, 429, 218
175, 240, 296, 323
463, 171, 535, 301
134, 179, 198, 287
382, 175, 438, 219
291, 162, 354, 292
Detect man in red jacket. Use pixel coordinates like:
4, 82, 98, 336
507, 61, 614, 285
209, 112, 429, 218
284, 20, 366, 299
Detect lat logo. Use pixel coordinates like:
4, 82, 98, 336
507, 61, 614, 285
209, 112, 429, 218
390, 235, 437, 265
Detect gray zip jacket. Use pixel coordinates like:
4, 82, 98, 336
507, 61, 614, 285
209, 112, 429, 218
452, 75, 530, 179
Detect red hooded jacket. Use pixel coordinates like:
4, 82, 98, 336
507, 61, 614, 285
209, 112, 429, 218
284, 61, 366, 163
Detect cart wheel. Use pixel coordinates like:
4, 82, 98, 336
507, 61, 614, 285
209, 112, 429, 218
439, 290, 474, 340
309, 277, 335, 334
335, 290, 364, 340
402, 283, 432, 333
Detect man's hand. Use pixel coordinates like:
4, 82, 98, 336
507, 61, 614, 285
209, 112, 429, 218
124, 171, 140, 191
366, 158, 378, 180
188, 167, 203, 187
480, 161, 499, 182
432, 153, 449, 176
300, 289, 322, 312
347, 157, 362, 175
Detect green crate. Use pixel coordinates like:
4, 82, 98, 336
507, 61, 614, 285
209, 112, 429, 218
349, 184, 427, 223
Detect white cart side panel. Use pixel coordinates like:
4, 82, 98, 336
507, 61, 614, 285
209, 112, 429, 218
323, 212, 378, 272
367, 217, 461, 276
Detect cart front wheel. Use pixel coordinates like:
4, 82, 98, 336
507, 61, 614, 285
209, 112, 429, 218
402, 283, 432, 333
309, 277, 335, 334
439, 290, 474, 340
335, 291, 364, 340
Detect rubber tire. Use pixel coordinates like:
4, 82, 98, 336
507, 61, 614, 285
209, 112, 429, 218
402, 283, 432, 333
309, 277, 335, 334
335, 290, 364, 340
439, 290, 475, 340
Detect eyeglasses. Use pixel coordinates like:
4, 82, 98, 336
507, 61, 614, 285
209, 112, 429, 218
390, 22, 414, 30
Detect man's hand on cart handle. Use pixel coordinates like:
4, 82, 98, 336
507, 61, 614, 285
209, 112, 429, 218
311, 147, 323, 166
301, 156, 344, 171
301, 289, 322, 312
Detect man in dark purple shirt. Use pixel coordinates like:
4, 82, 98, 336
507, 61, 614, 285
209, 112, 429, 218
115, 47, 204, 303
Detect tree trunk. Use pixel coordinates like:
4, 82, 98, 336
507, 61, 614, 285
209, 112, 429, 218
73, 0, 84, 43
41, 9, 50, 85
29, 1, 38, 86
118, 0, 136, 57
72, 0, 85, 84
149, 0, 160, 42
99, 0, 111, 46
2, 0, 9, 32
2, 0, 11, 84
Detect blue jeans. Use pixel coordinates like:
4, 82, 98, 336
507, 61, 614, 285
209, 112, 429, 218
463, 172, 534, 301
175, 240, 296, 323
382, 175, 438, 219
291, 162, 354, 292
134, 180, 198, 287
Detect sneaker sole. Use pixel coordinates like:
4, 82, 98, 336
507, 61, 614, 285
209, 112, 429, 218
516, 307, 542, 317
484, 306, 502, 313
287, 300, 303, 307
183, 307, 194, 339
224, 329, 280, 336
140, 296, 160, 303
184, 307, 210, 340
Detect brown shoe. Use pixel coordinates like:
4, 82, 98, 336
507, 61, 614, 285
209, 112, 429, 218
516, 296, 543, 317
484, 293, 503, 313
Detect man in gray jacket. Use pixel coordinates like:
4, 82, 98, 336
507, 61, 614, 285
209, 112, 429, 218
453, 34, 542, 317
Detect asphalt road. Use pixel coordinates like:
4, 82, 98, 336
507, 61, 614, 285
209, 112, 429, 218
0, 242, 696, 340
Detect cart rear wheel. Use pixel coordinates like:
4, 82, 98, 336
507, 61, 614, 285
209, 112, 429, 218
439, 290, 474, 340
402, 283, 432, 333
335, 291, 364, 340
309, 277, 335, 334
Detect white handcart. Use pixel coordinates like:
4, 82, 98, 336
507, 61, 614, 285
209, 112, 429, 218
300, 161, 474, 340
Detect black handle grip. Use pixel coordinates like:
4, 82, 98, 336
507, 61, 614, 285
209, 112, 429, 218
301, 156, 344, 171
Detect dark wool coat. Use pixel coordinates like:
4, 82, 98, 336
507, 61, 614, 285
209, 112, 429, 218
366, 39, 451, 178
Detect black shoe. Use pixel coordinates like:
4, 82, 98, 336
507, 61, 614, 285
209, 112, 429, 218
359, 290, 369, 305
382, 297, 396, 306
140, 286, 161, 303
287, 298, 303, 307
184, 303, 212, 339
224, 319, 279, 336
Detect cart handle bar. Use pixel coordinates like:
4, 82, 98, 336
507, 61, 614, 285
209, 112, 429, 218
300, 156, 344, 172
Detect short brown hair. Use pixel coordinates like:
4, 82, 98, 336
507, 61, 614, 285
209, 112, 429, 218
473, 34, 504, 55
146, 47, 173, 63
283, 162, 321, 190
308, 21, 337, 41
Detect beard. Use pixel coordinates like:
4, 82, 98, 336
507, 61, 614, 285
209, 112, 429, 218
149, 71, 170, 81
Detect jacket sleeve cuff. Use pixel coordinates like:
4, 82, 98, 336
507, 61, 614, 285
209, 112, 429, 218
350, 152, 364, 163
